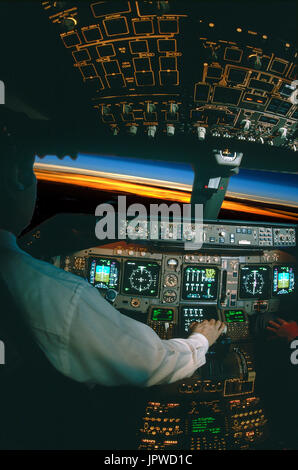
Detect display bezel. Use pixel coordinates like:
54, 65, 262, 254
238, 264, 271, 300
224, 309, 246, 323
121, 259, 161, 297
180, 305, 218, 333
272, 264, 296, 297
88, 256, 121, 291
181, 265, 219, 301
150, 307, 175, 322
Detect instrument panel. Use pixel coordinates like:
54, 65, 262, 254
64, 254, 296, 305
72, 254, 296, 306
60, 222, 297, 341
55, 219, 297, 450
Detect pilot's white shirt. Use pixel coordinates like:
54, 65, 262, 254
0, 230, 209, 387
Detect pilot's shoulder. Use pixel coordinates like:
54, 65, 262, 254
20, 251, 92, 296
38, 257, 91, 288
16, 253, 101, 335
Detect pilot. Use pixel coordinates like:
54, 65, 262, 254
266, 318, 298, 343
0, 109, 226, 388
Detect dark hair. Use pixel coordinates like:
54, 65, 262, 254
0, 107, 78, 162
0, 107, 36, 164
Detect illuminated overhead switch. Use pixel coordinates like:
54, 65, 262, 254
278, 127, 287, 139
147, 126, 157, 138
129, 125, 138, 136
197, 126, 206, 140
168, 102, 179, 118
241, 119, 251, 131
147, 103, 156, 113
145, 103, 157, 121
159, 1, 170, 13
102, 105, 111, 115
123, 104, 132, 115
166, 124, 175, 136
223, 131, 232, 138
212, 129, 221, 137
248, 54, 262, 69
63, 17, 77, 31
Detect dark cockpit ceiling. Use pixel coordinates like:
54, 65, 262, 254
0, 0, 297, 173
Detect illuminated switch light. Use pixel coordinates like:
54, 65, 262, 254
129, 125, 138, 136
241, 119, 251, 131
167, 124, 175, 136
197, 126, 206, 140
278, 127, 287, 139
147, 126, 157, 138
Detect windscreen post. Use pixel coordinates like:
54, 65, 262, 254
191, 150, 243, 220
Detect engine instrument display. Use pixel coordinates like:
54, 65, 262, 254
181, 306, 218, 333
239, 265, 270, 299
182, 266, 218, 300
89, 257, 120, 290
122, 260, 160, 297
272, 265, 295, 296
151, 308, 174, 322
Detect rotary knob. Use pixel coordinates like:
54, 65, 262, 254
105, 289, 118, 303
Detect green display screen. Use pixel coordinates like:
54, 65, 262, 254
225, 310, 245, 323
191, 416, 221, 434
151, 308, 174, 322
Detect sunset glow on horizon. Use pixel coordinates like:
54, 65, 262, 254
34, 167, 298, 222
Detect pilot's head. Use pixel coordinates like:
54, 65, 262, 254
0, 108, 37, 236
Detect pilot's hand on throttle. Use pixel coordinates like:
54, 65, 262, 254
189, 319, 226, 347
266, 318, 298, 342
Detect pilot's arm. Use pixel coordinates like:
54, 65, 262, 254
47, 282, 224, 387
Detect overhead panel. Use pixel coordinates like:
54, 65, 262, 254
45, 1, 297, 149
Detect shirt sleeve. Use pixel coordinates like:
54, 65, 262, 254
65, 283, 209, 387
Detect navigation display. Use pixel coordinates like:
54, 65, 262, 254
89, 258, 120, 290
239, 265, 270, 299
182, 266, 218, 300
122, 260, 160, 297
272, 265, 295, 296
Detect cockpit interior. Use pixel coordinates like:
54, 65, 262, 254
0, 0, 297, 452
